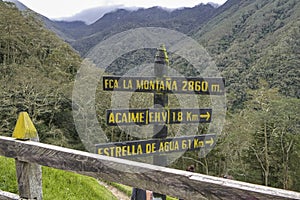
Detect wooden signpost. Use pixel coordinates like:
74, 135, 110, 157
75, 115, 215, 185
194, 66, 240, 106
103, 76, 225, 95
106, 108, 212, 125
97, 45, 224, 200
96, 134, 216, 158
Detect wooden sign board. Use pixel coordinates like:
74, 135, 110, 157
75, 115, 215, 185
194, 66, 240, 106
106, 108, 212, 126
103, 76, 225, 95
95, 134, 216, 158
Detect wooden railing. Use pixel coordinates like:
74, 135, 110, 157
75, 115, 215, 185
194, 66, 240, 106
1, 136, 300, 200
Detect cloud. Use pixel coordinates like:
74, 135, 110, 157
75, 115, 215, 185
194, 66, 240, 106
18, 0, 227, 19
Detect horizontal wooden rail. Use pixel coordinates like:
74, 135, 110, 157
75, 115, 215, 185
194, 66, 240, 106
0, 136, 300, 200
0, 190, 19, 200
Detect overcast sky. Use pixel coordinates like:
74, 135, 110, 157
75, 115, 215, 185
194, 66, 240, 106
18, 0, 227, 19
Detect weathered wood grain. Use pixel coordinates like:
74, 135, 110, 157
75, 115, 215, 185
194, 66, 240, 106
0, 136, 299, 200
0, 190, 19, 200
14, 137, 42, 200
15, 160, 42, 200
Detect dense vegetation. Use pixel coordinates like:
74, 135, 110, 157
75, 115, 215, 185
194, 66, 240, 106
0, 0, 299, 197
190, 0, 300, 191
196, 0, 300, 108
0, 1, 83, 149
0, 2, 119, 198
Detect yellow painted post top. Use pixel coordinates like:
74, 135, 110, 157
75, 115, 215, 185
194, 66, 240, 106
161, 44, 169, 66
12, 112, 38, 140
155, 44, 169, 66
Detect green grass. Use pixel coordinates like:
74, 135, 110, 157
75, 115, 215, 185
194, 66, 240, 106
0, 156, 18, 193
110, 182, 132, 196
0, 156, 117, 200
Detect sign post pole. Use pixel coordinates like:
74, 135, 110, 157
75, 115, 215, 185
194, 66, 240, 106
152, 45, 168, 200
100, 45, 224, 199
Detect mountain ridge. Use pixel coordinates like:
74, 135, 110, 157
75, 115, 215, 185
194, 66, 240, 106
56, 2, 220, 25
55, 4, 217, 55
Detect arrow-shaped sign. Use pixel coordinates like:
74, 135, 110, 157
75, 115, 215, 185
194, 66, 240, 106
95, 134, 217, 157
200, 112, 211, 121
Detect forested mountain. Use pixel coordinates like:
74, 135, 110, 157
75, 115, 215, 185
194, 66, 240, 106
0, 1, 83, 149
195, 0, 300, 108
52, 4, 216, 55
50, 0, 299, 108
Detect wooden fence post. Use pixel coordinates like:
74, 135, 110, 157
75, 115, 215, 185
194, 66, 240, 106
12, 112, 42, 200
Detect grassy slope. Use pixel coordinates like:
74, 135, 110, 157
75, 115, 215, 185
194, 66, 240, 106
0, 156, 117, 200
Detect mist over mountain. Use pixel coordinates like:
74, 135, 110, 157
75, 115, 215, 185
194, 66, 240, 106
58, 3, 219, 25
58, 5, 138, 25
53, 3, 217, 55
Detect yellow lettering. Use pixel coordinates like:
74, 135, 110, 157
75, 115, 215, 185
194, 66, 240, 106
188, 81, 194, 91
104, 148, 110, 156
166, 78, 171, 90
187, 112, 192, 121
165, 142, 170, 152
182, 140, 187, 149
159, 142, 164, 152
149, 112, 154, 122
182, 81, 187, 91
188, 139, 192, 148
121, 113, 127, 123
159, 80, 165, 90
123, 79, 133, 89
194, 139, 204, 148
151, 143, 156, 153
116, 113, 121, 123
161, 112, 167, 122
146, 144, 151, 154
122, 145, 126, 157
194, 139, 199, 148
127, 146, 132, 156
110, 147, 115, 156
108, 113, 115, 124
139, 112, 144, 123
137, 144, 143, 155
98, 148, 103, 155
174, 141, 179, 150
104, 79, 118, 89
211, 83, 219, 92
130, 112, 137, 122
195, 81, 201, 91
172, 80, 178, 91
149, 111, 168, 123
116, 146, 122, 157
149, 80, 155, 90
136, 80, 142, 89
